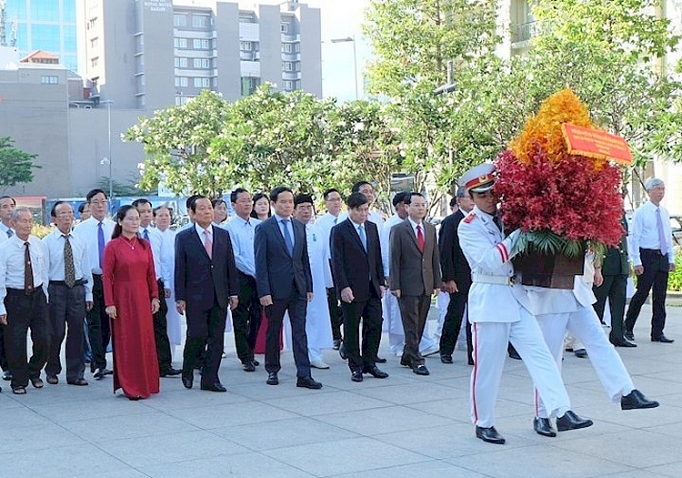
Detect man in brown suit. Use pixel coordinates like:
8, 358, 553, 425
389, 193, 441, 375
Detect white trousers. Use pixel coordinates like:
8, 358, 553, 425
471, 310, 571, 428
534, 305, 635, 418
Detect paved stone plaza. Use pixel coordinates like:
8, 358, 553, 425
1, 302, 681, 478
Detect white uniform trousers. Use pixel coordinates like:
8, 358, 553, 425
471, 310, 571, 428
534, 305, 635, 418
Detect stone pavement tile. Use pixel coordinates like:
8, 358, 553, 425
328, 461, 491, 478
588, 402, 676, 430
140, 387, 251, 412
100, 429, 250, 468
166, 400, 298, 429
323, 372, 420, 391
228, 377, 336, 401
30, 397, 152, 423
0, 422, 87, 454
263, 436, 427, 477
352, 380, 467, 405
551, 429, 680, 469
263, 390, 389, 416
445, 443, 630, 478
314, 405, 455, 436
0, 404, 57, 430
645, 461, 682, 478
138, 452, 316, 478
0, 443, 137, 478
211, 416, 358, 451
61, 409, 199, 443
402, 398, 472, 423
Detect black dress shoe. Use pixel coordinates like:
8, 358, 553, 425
399, 356, 411, 367
508, 349, 521, 360
621, 389, 659, 410
93, 368, 105, 380
556, 410, 593, 431
533, 417, 557, 437
102, 368, 113, 376
375, 356, 387, 363
266, 372, 279, 385
67, 378, 89, 386
652, 334, 674, 343
574, 348, 588, 358
475, 426, 505, 444
610, 336, 637, 347
2, 371, 11, 381
624, 331, 635, 341
333, 339, 341, 350
200, 382, 227, 392
339, 345, 347, 360
160, 367, 183, 377
440, 354, 453, 364
351, 370, 363, 382
252, 359, 260, 366
412, 364, 430, 376
362, 365, 389, 378
243, 361, 256, 372
181, 371, 193, 389
296, 376, 323, 389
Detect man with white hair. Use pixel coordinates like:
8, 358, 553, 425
625, 177, 676, 343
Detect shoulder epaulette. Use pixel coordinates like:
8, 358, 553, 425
463, 213, 477, 224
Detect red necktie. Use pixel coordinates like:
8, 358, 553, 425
417, 224, 425, 252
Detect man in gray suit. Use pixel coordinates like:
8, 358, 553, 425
389, 193, 440, 375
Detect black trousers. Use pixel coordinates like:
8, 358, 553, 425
264, 284, 311, 378
439, 281, 471, 357
341, 285, 383, 371
154, 279, 173, 373
0, 321, 7, 372
46, 282, 86, 381
87, 275, 110, 371
326, 287, 343, 341
183, 301, 227, 386
4, 288, 49, 389
593, 274, 628, 341
398, 294, 431, 366
625, 249, 670, 338
232, 272, 262, 363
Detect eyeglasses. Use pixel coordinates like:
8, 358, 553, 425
90, 200, 108, 206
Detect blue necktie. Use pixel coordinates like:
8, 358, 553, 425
97, 221, 105, 269
6, 228, 13, 238
143, 228, 150, 241
358, 224, 367, 251
656, 208, 667, 256
281, 219, 294, 256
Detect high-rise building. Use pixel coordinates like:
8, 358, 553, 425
2, 0, 78, 71
81, 0, 321, 111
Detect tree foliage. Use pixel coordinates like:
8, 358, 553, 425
0, 137, 40, 193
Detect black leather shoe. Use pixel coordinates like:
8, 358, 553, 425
200, 382, 227, 392
339, 345, 347, 360
296, 376, 323, 389
351, 370, 363, 382
266, 372, 279, 385
399, 356, 411, 367
621, 389, 659, 410
66, 378, 88, 386
333, 339, 341, 350
252, 359, 260, 366
412, 364, 430, 376
652, 334, 674, 343
362, 365, 389, 378
475, 426, 505, 444
2, 371, 11, 381
93, 368, 105, 380
375, 356, 387, 363
556, 410, 593, 431
624, 331, 635, 341
102, 369, 113, 376
508, 349, 521, 360
243, 361, 256, 372
160, 367, 182, 377
181, 370, 193, 389
574, 349, 588, 358
440, 354, 453, 364
533, 417, 556, 437
610, 336, 637, 347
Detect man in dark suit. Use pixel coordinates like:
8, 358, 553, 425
330, 192, 389, 382
593, 213, 636, 347
254, 186, 322, 390
175, 196, 239, 392
438, 186, 474, 365
390, 193, 440, 376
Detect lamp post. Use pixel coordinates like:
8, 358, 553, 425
100, 100, 114, 201
330, 36, 358, 100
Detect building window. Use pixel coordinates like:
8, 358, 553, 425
193, 39, 210, 50
88, 17, 98, 30
175, 77, 188, 87
241, 76, 261, 96
283, 80, 294, 90
174, 57, 188, 68
193, 58, 210, 69
176, 95, 190, 106
192, 15, 210, 28
281, 23, 289, 33
283, 62, 293, 72
282, 43, 293, 53
239, 12, 255, 23
240, 41, 252, 51
90, 37, 99, 49
174, 38, 188, 49
173, 14, 187, 27
193, 77, 211, 88
41, 75, 59, 84
91, 57, 99, 68
294, 43, 301, 53
295, 62, 301, 72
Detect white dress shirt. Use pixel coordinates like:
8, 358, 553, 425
42, 228, 94, 301
0, 235, 49, 315
339, 209, 384, 235
73, 216, 116, 275
195, 223, 214, 249
158, 227, 176, 288
380, 214, 405, 277
273, 214, 295, 249
139, 225, 164, 281
629, 200, 675, 266
0, 223, 13, 243
225, 215, 261, 276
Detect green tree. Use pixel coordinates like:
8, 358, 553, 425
0, 137, 40, 193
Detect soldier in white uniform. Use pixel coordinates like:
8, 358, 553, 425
458, 163, 590, 444
528, 269, 660, 437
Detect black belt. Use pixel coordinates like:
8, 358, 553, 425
640, 248, 665, 256
7, 286, 43, 296
49, 279, 86, 287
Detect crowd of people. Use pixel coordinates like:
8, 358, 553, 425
0, 168, 674, 442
